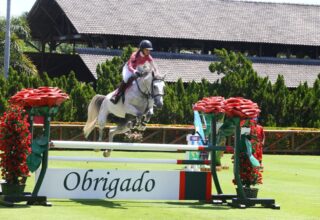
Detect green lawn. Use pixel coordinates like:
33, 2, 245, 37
0, 151, 319, 220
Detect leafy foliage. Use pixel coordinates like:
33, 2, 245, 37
0, 16, 37, 75
207, 49, 320, 128
0, 105, 31, 184
0, 27, 319, 128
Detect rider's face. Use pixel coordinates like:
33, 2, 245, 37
142, 49, 150, 56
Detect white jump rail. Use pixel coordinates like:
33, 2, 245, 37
50, 140, 216, 152
49, 156, 211, 165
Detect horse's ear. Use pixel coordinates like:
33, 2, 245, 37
159, 73, 166, 80
163, 73, 167, 79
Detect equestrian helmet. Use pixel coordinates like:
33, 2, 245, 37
139, 40, 153, 50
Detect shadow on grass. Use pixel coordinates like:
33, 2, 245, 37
0, 203, 32, 209
0, 200, 231, 210
45, 199, 232, 210
165, 201, 232, 210
71, 199, 127, 209
45, 199, 276, 210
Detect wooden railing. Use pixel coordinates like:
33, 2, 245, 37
264, 130, 320, 154
36, 123, 320, 154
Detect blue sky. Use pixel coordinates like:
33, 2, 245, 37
1, 0, 320, 17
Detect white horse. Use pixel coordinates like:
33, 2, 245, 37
83, 64, 165, 156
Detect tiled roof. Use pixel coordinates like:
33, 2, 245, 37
53, 0, 320, 46
253, 63, 319, 88
77, 48, 320, 88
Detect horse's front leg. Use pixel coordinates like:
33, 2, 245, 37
137, 108, 153, 131
125, 105, 144, 129
145, 108, 154, 123
135, 115, 143, 129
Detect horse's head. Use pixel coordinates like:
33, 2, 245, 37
151, 72, 166, 109
136, 63, 166, 109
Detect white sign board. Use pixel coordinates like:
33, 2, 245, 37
37, 169, 180, 200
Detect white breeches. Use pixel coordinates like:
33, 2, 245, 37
122, 64, 134, 83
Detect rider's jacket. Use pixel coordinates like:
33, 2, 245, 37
127, 51, 153, 73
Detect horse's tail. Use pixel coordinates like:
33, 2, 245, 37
83, 95, 105, 139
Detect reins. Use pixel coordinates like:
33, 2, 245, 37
135, 73, 164, 99
135, 77, 151, 99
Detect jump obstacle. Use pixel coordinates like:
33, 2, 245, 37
50, 140, 222, 151
0, 106, 279, 209
48, 156, 211, 165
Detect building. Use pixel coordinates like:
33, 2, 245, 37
27, 0, 320, 87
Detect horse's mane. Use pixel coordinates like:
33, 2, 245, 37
137, 62, 164, 80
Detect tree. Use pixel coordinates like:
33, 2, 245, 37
272, 75, 289, 126
96, 46, 133, 95
69, 82, 96, 121
310, 75, 320, 127
153, 84, 181, 124
175, 79, 188, 123
308, 74, 320, 128
0, 16, 37, 75
209, 49, 261, 98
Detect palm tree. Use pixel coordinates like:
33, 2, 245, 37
0, 14, 38, 75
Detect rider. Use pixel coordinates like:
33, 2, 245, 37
110, 40, 156, 104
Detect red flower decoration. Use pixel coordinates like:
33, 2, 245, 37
193, 96, 260, 119
193, 96, 225, 114
233, 119, 264, 187
0, 105, 31, 184
224, 97, 261, 119
9, 87, 69, 108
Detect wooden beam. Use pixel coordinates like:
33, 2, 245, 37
143, 130, 161, 142
264, 133, 291, 151
170, 134, 188, 144
295, 134, 320, 151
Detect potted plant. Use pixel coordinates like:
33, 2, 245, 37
0, 105, 31, 196
233, 119, 263, 198
237, 151, 263, 198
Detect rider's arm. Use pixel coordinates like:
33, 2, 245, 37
127, 52, 138, 73
149, 60, 159, 74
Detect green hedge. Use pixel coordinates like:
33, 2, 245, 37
0, 49, 319, 128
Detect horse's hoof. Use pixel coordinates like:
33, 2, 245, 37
103, 150, 112, 157
128, 122, 134, 129
137, 125, 146, 131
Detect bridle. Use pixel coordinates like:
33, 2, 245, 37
135, 72, 165, 100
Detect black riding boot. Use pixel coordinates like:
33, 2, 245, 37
111, 76, 138, 104
111, 81, 127, 104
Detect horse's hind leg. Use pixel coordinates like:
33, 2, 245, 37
97, 101, 109, 141
102, 126, 116, 157
96, 102, 109, 154
108, 126, 117, 142
108, 124, 130, 142
103, 124, 130, 157
102, 126, 117, 157
98, 125, 104, 142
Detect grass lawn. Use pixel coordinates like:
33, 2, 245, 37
0, 151, 319, 220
